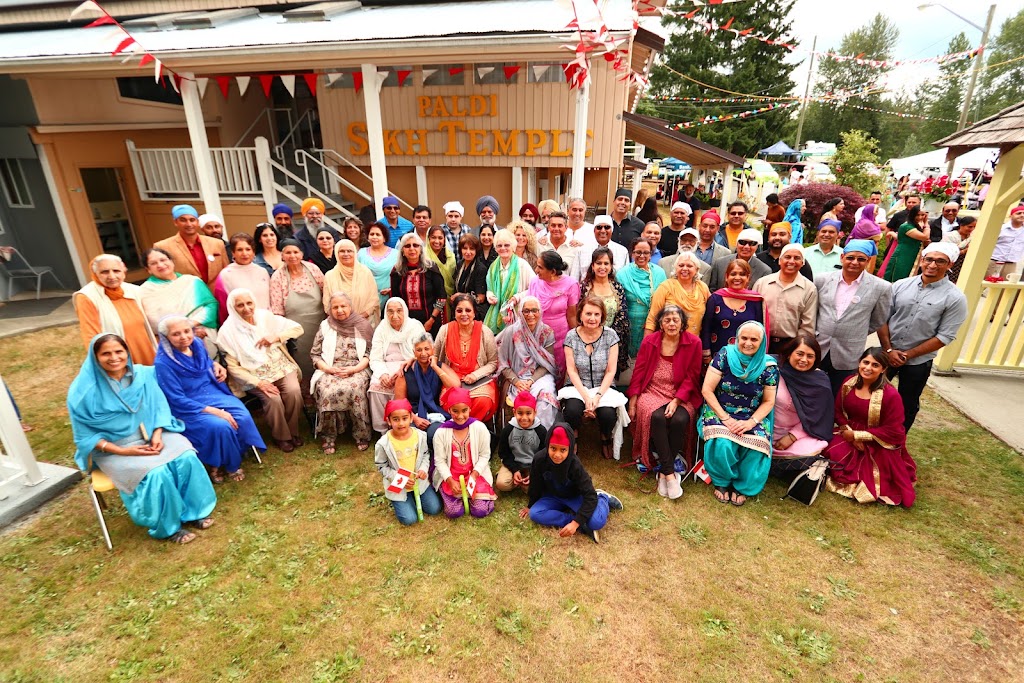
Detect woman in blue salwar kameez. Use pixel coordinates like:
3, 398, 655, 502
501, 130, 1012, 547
68, 334, 217, 544
154, 315, 265, 483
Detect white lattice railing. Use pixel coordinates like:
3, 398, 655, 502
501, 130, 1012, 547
126, 141, 262, 200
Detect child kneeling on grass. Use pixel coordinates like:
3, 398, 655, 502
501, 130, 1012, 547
519, 422, 623, 543
375, 398, 442, 525
432, 388, 497, 518
496, 392, 547, 492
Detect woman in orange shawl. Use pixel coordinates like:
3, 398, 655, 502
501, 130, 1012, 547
432, 293, 499, 421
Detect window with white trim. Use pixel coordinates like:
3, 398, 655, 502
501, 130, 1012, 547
0, 159, 32, 208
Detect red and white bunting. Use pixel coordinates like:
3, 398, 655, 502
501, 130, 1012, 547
422, 68, 438, 83
236, 76, 251, 97
476, 66, 495, 80
531, 64, 551, 81
196, 77, 209, 98
326, 72, 342, 86
280, 74, 296, 98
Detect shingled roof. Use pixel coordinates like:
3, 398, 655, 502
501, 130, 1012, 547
934, 100, 1024, 154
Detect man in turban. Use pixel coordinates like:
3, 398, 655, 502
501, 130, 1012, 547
295, 197, 342, 260
272, 203, 294, 232
474, 195, 500, 236
877, 241, 967, 431
154, 204, 228, 285
442, 201, 471, 259
756, 221, 815, 281
380, 196, 413, 248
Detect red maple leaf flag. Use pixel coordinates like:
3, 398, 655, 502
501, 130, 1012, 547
386, 468, 413, 494
465, 474, 477, 498
692, 459, 711, 484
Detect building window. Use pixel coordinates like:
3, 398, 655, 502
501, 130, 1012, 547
423, 65, 465, 87
0, 159, 32, 208
474, 63, 519, 85
528, 63, 564, 84
117, 77, 183, 106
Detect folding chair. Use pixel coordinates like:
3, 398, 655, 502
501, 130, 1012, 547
0, 247, 66, 300
86, 468, 117, 552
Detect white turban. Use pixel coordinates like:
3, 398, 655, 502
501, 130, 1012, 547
671, 201, 693, 215
197, 213, 222, 227
780, 243, 804, 258
594, 214, 614, 227
443, 201, 464, 217
737, 228, 763, 245
922, 241, 960, 263
679, 228, 700, 241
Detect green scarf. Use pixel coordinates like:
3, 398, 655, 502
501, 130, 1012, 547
484, 256, 521, 333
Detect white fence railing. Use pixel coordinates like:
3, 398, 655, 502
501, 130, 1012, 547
126, 140, 262, 200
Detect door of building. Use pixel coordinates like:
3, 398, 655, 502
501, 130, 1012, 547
80, 167, 141, 270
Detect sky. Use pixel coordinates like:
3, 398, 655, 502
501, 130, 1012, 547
786, 0, 1024, 96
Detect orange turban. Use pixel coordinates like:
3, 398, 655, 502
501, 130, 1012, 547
770, 221, 792, 234
301, 198, 325, 216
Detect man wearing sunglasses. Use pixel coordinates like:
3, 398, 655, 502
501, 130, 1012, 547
876, 241, 967, 431
814, 240, 893, 396
706, 228, 771, 291
575, 214, 629, 279
720, 201, 750, 249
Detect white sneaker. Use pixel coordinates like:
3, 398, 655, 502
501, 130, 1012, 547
666, 473, 684, 500
657, 475, 668, 498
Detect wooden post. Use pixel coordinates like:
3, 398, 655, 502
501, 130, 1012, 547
361, 63, 389, 215
180, 71, 222, 218
935, 142, 1024, 372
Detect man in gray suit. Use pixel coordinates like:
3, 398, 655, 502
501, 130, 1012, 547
707, 228, 771, 291
814, 241, 893, 395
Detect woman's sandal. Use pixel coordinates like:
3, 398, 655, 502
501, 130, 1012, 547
730, 491, 747, 507
189, 517, 215, 530
208, 468, 225, 484
714, 486, 731, 504
276, 439, 294, 453
228, 469, 245, 482
356, 441, 369, 451
322, 438, 336, 455
168, 529, 197, 544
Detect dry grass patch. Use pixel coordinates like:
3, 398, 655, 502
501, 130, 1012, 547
1, 328, 1024, 682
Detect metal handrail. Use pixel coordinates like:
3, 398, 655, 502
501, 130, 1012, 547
294, 149, 371, 205
313, 147, 414, 211
232, 107, 293, 149
275, 108, 319, 160
267, 155, 356, 223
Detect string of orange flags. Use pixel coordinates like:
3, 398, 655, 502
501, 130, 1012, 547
563, 0, 647, 90
669, 101, 801, 129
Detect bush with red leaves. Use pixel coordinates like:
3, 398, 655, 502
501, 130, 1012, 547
778, 183, 867, 239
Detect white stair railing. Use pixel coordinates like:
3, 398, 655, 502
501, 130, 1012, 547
314, 148, 415, 212
295, 149, 372, 206
126, 140, 263, 200
253, 138, 355, 228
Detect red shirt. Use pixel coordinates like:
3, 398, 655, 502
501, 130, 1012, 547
186, 238, 209, 283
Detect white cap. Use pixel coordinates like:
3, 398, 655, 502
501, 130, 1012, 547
780, 243, 804, 258
443, 201, 464, 216
922, 241, 960, 263
197, 213, 222, 227
679, 228, 700, 241
671, 201, 693, 215
737, 228, 763, 245
594, 214, 614, 227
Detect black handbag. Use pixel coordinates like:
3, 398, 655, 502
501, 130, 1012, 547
784, 458, 829, 506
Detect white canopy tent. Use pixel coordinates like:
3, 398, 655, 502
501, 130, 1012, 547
887, 147, 998, 179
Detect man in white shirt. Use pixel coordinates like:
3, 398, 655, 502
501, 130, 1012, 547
803, 221, 843, 278
539, 211, 580, 279
854, 190, 887, 225
753, 244, 817, 353
575, 214, 629, 279
989, 205, 1024, 279
566, 197, 592, 244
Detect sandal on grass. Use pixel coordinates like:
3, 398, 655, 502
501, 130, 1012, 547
189, 517, 215, 530
168, 529, 196, 544
228, 469, 245, 482
208, 467, 225, 484
730, 491, 747, 507
322, 438, 336, 455
714, 486, 731, 504
356, 441, 369, 451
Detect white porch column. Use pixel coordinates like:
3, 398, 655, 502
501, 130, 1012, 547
415, 166, 428, 206
36, 142, 86, 287
722, 164, 735, 204
631, 143, 645, 198
527, 168, 537, 204
361, 63, 389, 214
180, 71, 222, 218
569, 77, 590, 200
0, 370, 43, 486
254, 137, 276, 221
512, 167, 523, 211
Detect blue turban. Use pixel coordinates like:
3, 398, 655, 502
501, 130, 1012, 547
271, 203, 293, 218
819, 219, 842, 230
172, 204, 198, 220
475, 195, 499, 217
843, 239, 878, 257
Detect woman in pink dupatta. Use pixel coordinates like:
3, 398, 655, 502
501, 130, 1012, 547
525, 251, 580, 381
825, 347, 917, 508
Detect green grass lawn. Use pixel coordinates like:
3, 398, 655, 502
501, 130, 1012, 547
2, 326, 1022, 682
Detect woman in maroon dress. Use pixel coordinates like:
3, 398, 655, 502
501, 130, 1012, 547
825, 347, 917, 508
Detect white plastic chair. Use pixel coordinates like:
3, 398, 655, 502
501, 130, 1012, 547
0, 247, 66, 300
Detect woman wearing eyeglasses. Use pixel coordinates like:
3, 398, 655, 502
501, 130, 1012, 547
616, 237, 667, 365
390, 232, 448, 333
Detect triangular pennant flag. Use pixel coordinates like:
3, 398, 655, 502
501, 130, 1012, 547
396, 69, 412, 86
258, 74, 274, 98
302, 73, 317, 96
376, 69, 389, 93
119, 43, 143, 63
352, 71, 363, 93
69, 0, 103, 19
170, 74, 182, 94
422, 68, 438, 83
153, 58, 162, 82
84, 15, 116, 28
215, 76, 231, 99
476, 66, 495, 79
111, 36, 135, 56
236, 75, 251, 96
502, 65, 520, 80
721, 17, 734, 31
196, 77, 209, 97
280, 74, 296, 98
326, 72, 342, 85
531, 64, 550, 81
448, 66, 465, 76
139, 53, 154, 68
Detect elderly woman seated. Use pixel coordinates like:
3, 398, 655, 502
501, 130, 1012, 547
74, 254, 156, 364
69, 334, 217, 544
155, 316, 266, 484
771, 334, 834, 477
700, 321, 778, 506
433, 293, 500, 422
393, 332, 461, 450
217, 288, 305, 453
310, 292, 374, 453
495, 296, 559, 429
368, 298, 425, 433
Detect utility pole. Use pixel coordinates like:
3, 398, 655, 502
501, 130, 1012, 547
945, 3, 996, 176
794, 35, 817, 154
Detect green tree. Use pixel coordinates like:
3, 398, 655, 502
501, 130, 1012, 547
831, 129, 881, 197
875, 94, 926, 159
647, 0, 798, 156
918, 33, 972, 145
977, 8, 1024, 118
800, 14, 899, 147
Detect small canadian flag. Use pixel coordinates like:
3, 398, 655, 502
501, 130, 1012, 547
691, 460, 711, 484
387, 468, 413, 493
465, 474, 477, 498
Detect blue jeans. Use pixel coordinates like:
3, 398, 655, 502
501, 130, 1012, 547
529, 494, 609, 531
390, 486, 442, 526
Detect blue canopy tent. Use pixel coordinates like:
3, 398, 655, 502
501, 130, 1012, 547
758, 141, 799, 159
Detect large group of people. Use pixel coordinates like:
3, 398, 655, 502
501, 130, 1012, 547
68, 187, 984, 546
